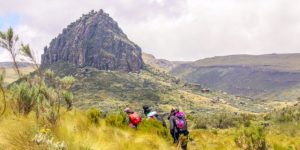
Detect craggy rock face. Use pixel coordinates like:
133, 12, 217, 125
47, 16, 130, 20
42, 9, 143, 72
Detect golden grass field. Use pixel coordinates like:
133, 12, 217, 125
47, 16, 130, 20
2, 67, 35, 85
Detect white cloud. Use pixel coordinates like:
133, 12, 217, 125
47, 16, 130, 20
0, 0, 300, 61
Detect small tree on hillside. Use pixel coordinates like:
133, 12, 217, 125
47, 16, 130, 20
0, 28, 76, 126
0, 27, 21, 77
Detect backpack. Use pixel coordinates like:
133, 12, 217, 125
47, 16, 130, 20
129, 112, 142, 125
175, 112, 187, 130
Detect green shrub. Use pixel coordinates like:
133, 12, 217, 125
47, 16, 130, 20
87, 108, 101, 125
267, 106, 300, 123
10, 81, 40, 115
105, 110, 127, 128
138, 119, 171, 139
194, 112, 255, 129
234, 124, 267, 150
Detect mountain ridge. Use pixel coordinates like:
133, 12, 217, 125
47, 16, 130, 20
41, 9, 143, 72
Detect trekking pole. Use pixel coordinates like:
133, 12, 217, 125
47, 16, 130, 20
177, 139, 182, 150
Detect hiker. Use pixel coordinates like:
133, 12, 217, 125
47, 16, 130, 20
168, 107, 178, 143
142, 105, 167, 127
124, 107, 142, 128
169, 107, 189, 150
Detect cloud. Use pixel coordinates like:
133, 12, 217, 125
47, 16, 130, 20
0, 0, 300, 61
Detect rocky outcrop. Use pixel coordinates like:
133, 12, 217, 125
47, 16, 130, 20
42, 9, 143, 72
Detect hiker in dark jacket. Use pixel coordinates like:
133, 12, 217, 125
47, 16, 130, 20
142, 105, 167, 127
169, 107, 189, 150
168, 108, 178, 143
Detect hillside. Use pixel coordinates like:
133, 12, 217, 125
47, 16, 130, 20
142, 53, 185, 71
46, 62, 271, 113
170, 54, 300, 101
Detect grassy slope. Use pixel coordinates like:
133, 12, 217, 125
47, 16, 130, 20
1, 107, 300, 150
1, 67, 34, 85
45, 62, 252, 114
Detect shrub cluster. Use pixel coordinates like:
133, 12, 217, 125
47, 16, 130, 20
194, 112, 255, 129
235, 124, 267, 150
265, 106, 300, 123
105, 110, 128, 128
87, 108, 102, 125
138, 119, 170, 139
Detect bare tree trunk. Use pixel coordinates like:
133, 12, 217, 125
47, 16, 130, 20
8, 48, 21, 78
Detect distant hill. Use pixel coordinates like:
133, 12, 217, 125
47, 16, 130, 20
0, 62, 33, 68
170, 53, 300, 101
142, 53, 186, 71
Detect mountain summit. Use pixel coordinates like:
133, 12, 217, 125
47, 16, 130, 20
41, 9, 143, 72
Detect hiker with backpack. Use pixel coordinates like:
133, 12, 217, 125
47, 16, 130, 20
142, 105, 167, 127
169, 107, 189, 150
124, 107, 142, 128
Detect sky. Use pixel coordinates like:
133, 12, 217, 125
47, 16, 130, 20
0, 0, 300, 62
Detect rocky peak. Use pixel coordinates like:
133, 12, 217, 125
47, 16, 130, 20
42, 9, 144, 72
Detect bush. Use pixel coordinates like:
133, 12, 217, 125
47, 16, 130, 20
87, 108, 101, 125
194, 112, 255, 129
235, 124, 267, 150
10, 81, 40, 115
138, 119, 171, 139
266, 106, 300, 123
105, 110, 128, 128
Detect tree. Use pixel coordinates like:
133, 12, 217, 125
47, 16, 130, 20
0, 27, 21, 77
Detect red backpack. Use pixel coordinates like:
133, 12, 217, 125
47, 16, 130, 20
129, 112, 142, 125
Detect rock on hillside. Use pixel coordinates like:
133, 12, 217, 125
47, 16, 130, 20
41, 9, 143, 72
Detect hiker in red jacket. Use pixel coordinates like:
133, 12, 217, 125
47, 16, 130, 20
124, 108, 142, 128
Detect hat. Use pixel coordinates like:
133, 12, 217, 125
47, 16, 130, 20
124, 107, 131, 113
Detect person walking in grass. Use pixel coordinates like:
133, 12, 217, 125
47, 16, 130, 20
124, 107, 142, 128
169, 107, 189, 150
142, 105, 167, 127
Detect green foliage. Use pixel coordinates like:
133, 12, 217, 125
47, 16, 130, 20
0, 27, 21, 77
60, 76, 76, 89
194, 112, 255, 129
138, 119, 171, 139
87, 108, 102, 125
10, 81, 40, 115
62, 91, 73, 110
266, 106, 300, 123
45, 69, 55, 78
105, 110, 128, 128
235, 124, 267, 150
20, 44, 33, 59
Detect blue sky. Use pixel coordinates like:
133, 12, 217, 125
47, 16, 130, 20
0, 13, 21, 30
